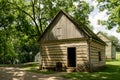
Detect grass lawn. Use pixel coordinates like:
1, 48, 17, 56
20, 52, 120, 80
1, 52, 120, 79
21, 53, 120, 79
62, 53, 120, 80
21, 62, 56, 74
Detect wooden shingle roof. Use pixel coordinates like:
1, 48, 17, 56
97, 31, 116, 45
97, 31, 111, 41
38, 10, 106, 45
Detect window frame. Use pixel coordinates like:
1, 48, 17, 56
98, 51, 102, 61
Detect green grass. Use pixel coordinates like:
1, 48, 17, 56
23, 53, 120, 77
21, 62, 56, 74
1, 53, 120, 79
0, 62, 56, 74
62, 53, 120, 80
21, 62, 39, 69
116, 52, 120, 59
26, 69, 56, 74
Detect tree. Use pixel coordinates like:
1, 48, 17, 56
7, 0, 94, 36
0, 0, 17, 64
96, 0, 120, 32
0, 0, 93, 64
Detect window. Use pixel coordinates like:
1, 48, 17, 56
56, 27, 62, 38
98, 52, 102, 61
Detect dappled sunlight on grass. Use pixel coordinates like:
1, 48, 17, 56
21, 62, 40, 71
21, 62, 56, 74
63, 70, 120, 80
17, 52, 120, 79
1, 53, 120, 80
26, 69, 56, 74
62, 52, 120, 80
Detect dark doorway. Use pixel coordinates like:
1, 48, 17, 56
67, 47, 76, 67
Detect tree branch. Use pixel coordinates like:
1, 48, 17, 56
31, 0, 41, 35
38, 0, 43, 33
8, 1, 41, 36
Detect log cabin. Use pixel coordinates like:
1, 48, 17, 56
38, 10, 106, 72
97, 32, 116, 59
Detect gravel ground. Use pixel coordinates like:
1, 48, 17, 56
0, 67, 68, 80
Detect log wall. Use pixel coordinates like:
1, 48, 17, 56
40, 40, 88, 68
40, 39, 106, 71
90, 41, 106, 71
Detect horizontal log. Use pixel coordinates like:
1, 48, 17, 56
91, 59, 98, 62
90, 43, 105, 49
42, 58, 67, 61
41, 51, 66, 54
90, 56, 99, 58
41, 42, 87, 46
42, 55, 67, 58
42, 53, 67, 55
90, 47, 105, 51
77, 59, 88, 62
92, 63, 105, 66
77, 49, 87, 51
41, 47, 66, 50
90, 54, 98, 56
42, 48, 67, 52
42, 65, 55, 67
77, 61, 88, 64
77, 53, 87, 55
41, 38, 87, 43
77, 55, 88, 58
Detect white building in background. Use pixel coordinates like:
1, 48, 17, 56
97, 32, 116, 59
34, 52, 41, 62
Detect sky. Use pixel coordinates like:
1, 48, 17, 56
87, 0, 120, 41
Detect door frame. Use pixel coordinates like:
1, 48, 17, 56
67, 47, 76, 67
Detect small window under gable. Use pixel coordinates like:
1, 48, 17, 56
56, 27, 62, 38
98, 52, 102, 61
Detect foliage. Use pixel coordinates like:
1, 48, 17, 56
0, 0, 93, 64
0, 0, 39, 64
0, 0, 17, 64
6, 0, 94, 35
96, 0, 120, 32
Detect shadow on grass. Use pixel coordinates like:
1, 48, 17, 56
26, 69, 56, 74
62, 64, 120, 80
21, 62, 39, 68
0, 62, 56, 75
0, 67, 64, 80
1, 62, 120, 80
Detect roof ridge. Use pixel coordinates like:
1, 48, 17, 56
97, 31, 112, 41
38, 10, 106, 45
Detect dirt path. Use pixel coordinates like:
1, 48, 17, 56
0, 67, 68, 80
